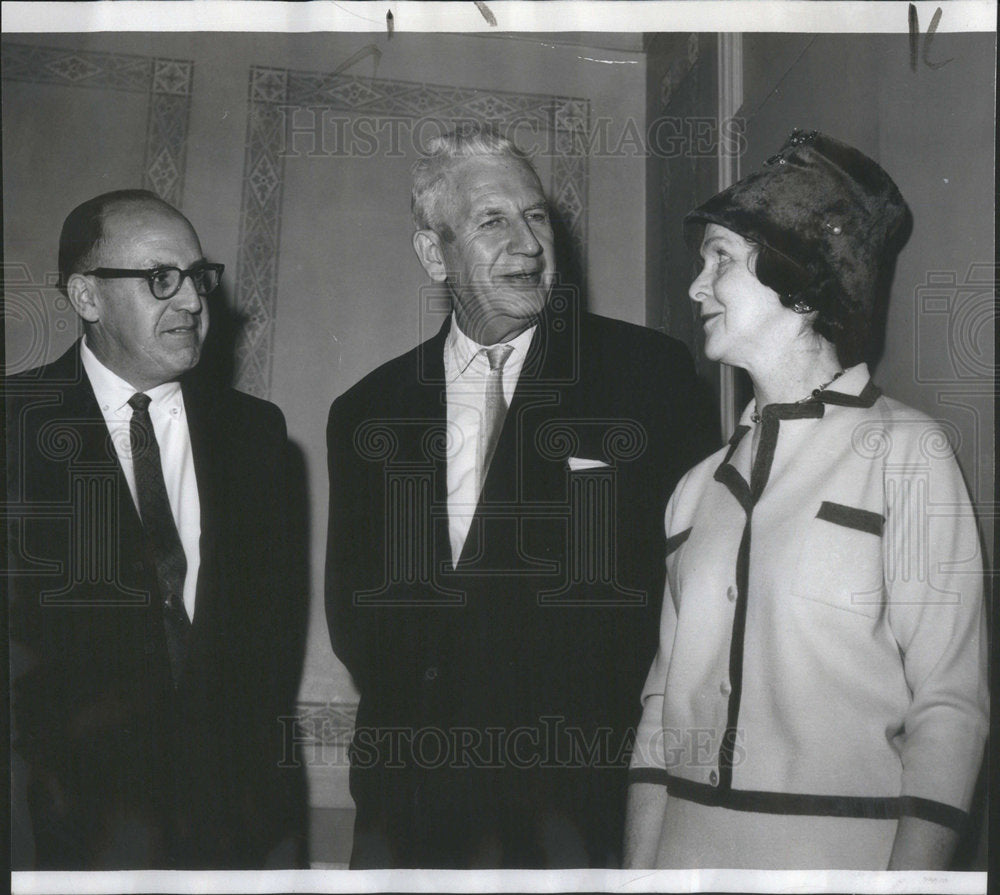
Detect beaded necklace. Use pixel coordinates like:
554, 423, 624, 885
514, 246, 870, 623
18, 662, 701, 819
750, 370, 844, 424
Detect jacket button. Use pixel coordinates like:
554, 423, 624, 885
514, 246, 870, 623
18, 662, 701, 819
720, 680, 732, 696
709, 770, 719, 786
423, 666, 438, 682
726, 586, 737, 602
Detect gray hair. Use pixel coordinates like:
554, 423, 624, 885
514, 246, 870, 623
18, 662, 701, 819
411, 122, 537, 237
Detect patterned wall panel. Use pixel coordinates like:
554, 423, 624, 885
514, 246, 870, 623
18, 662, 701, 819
1, 42, 193, 206
235, 65, 591, 397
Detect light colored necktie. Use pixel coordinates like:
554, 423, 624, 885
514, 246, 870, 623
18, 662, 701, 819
479, 344, 514, 491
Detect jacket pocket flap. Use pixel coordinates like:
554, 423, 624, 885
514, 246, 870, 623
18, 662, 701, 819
816, 501, 884, 536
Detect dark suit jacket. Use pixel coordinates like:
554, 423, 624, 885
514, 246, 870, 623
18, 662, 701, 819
6, 342, 307, 870
326, 306, 713, 867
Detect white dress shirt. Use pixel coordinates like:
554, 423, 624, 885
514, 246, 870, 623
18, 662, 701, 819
81, 339, 201, 620
443, 315, 535, 566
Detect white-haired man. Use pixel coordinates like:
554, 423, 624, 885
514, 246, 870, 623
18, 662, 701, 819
325, 125, 713, 868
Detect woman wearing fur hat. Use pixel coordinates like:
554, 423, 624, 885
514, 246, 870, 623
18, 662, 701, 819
624, 131, 987, 869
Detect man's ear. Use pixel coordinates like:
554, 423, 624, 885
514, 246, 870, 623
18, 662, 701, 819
412, 230, 448, 283
66, 273, 101, 324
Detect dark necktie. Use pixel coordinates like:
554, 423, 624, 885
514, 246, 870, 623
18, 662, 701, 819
128, 392, 190, 684
479, 344, 514, 491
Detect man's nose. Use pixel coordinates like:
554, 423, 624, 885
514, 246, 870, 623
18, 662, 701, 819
171, 275, 203, 312
507, 218, 543, 255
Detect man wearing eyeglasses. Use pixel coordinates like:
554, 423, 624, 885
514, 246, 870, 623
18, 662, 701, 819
7, 190, 306, 869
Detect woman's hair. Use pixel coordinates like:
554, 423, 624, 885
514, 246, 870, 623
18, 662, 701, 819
749, 240, 866, 364
685, 131, 912, 368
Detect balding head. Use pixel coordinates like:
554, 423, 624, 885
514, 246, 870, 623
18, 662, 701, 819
58, 189, 194, 296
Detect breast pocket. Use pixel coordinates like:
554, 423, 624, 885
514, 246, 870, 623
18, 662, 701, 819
792, 501, 886, 618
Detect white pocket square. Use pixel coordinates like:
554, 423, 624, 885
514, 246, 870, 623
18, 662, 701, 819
567, 456, 611, 471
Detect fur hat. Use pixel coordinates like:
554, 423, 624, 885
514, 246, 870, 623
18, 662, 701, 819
684, 129, 911, 340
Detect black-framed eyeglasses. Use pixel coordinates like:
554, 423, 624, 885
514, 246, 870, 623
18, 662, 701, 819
83, 263, 225, 300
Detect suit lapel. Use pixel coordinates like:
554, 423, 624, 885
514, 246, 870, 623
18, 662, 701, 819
487, 308, 575, 498
39, 344, 157, 639
57, 345, 123, 464
55, 344, 145, 536
180, 375, 221, 635
458, 309, 574, 568
415, 322, 454, 574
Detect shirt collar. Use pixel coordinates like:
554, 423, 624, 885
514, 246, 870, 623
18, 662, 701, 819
818, 362, 871, 399
443, 313, 537, 383
80, 337, 183, 416
737, 362, 872, 426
